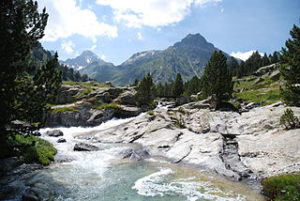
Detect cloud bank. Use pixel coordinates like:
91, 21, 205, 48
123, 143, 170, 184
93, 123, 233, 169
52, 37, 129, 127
230, 50, 263, 61
96, 0, 222, 28
38, 0, 118, 41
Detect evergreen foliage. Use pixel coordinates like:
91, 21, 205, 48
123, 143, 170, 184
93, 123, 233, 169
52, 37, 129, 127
0, 0, 61, 150
136, 73, 156, 106
280, 25, 300, 106
173, 73, 184, 97
280, 108, 299, 130
201, 51, 233, 108
183, 76, 202, 96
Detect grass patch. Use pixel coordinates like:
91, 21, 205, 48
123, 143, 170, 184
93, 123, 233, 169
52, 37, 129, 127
262, 173, 300, 201
93, 103, 121, 110
62, 81, 109, 88
52, 106, 79, 113
234, 89, 281, 106
8, 134, 57, 165
147, 110, 154, 116
75, 87, 93, 99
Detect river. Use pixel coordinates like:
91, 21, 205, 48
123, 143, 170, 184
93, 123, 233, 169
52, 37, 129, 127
2, 117, 265, 201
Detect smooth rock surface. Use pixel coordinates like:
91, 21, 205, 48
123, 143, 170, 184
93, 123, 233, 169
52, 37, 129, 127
76, 102, 300, 180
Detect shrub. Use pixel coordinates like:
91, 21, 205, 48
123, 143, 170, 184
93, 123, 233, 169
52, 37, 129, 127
280, 108, 299, 129
262, 173, 300, 201
10, 134, 57, 165
174, 113, 185, 128
147, 110, 154, 116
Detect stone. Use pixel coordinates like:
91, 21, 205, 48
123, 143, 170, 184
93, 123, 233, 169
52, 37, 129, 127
73, 143, 99, 151
120, 147, 150, 161
117, 91, 137, 106
45, 129, 63, 137
57, 138, 66, 143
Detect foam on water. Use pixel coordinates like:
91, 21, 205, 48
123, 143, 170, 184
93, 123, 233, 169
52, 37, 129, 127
39, 117, 137, 178
133, 168, 247, 201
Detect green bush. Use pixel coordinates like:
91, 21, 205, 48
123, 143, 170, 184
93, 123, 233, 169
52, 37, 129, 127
147, 110, 154, 116
9, 134, 57, 165
280, 108, 299, 129
262, 173, 300, 201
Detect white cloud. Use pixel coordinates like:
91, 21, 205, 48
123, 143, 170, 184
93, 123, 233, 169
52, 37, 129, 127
89, 44, 97, 51
230, 50, 264, 61
137, 32, 144, 40
61, 41, 75, 54
38, 0, 118, 41
96, 0, 222, 28
100, 54, 107, 61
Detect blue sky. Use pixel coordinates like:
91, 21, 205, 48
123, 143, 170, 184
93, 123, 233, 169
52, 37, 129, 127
38, 0, 300, 64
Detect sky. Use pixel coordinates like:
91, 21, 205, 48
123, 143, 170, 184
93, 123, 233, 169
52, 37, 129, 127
37, 0, 300, 64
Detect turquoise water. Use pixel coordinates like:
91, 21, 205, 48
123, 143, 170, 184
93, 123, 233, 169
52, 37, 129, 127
6, 118, 263, 201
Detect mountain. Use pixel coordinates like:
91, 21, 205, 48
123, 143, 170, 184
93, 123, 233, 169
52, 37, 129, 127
67, 33, 233, 86
61, 50, 112, 71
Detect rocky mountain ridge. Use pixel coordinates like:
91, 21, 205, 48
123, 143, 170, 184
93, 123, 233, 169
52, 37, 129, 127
62, 33, 234, 86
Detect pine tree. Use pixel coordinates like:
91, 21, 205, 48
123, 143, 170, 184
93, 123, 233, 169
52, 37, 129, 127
173, 73, 184, 97
261, 53, 271, 66
280, 25, 300, 106
136, 73, 156, 106
202, 51, 233, 108
0, 0, 48, 142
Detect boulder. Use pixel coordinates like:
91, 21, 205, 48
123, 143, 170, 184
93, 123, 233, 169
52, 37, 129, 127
107, 88, 124, 98
73, 143, 99, 151
45, 129, 63, 137
254, 63, 278, 76
55, 85, 85, 104
119, 147, 150, 161
57, 138, 66, 143
118, 91, 137, 106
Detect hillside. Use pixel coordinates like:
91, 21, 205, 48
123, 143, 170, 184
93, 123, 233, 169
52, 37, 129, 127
62, 34, 234, 86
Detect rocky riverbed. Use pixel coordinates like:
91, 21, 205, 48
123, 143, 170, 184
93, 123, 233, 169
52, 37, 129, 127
74, 101, 300, 181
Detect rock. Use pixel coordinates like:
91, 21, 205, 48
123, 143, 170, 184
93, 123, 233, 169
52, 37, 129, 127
22, 186, 51, 201
94, 92, 113, 103
254, 77, 264, 84
117, 91, 137, 106
45, 129, 63, 137
73, 143, 99, 151
116, 106, 142, 118
107, 88, 124, 98
0, 157, 23, 176
57, 138, 66, 143
87, 109, 115, 126
254, 63, 279, 76
269, 69, 280, 81
120, 147, 150, 161
182, 100, 210, 110
55, 85, 85, 104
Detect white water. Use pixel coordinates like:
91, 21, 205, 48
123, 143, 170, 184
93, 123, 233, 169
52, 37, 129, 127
2, 117, 264, 201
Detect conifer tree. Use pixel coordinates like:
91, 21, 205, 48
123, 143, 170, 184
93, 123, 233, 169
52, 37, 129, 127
136, 73, 156, 106
173, 73, 184, 97
202, 51, 233, 108
280, 25, 300, 106
0, 0, 48, 141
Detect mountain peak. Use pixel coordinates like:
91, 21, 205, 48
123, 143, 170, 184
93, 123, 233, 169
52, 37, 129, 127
61, 50, 109, 71
80, 50, 98, 58
174, 33, 212, 49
